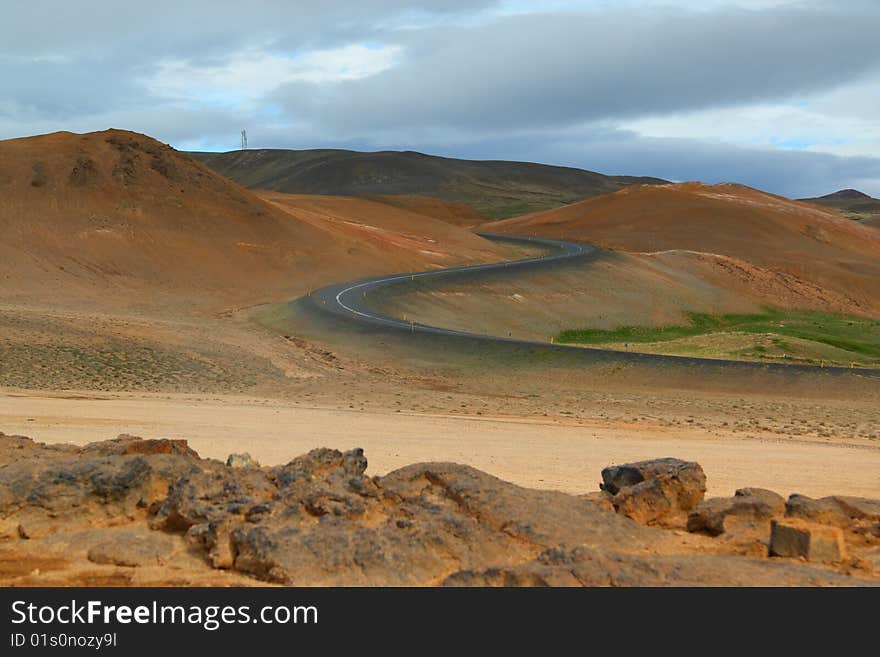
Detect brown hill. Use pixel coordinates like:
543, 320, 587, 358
363, 194, 486, 226
484, 182, 880, 316
254, 191, 504, 271
0, 130, 508, 311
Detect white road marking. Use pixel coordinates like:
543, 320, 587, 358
332, 237, 587, 327
306, 236, 877, 376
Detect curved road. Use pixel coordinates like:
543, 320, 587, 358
302, 233, 879, 377
310, 233, 590, 337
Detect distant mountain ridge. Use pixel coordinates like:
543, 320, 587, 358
188, 148, 668, 219
799, 188, 880, 222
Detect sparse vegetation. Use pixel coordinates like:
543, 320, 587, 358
0, 342, 265, 392
799, 189, 880, 223
0, 311, 285, 393
558, 308, 880, 366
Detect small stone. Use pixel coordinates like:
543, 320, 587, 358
769, 518, 846, 564
226, 453, 259, 469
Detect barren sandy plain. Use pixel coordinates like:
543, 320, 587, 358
2, 386, 879, 500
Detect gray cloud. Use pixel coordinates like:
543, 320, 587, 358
274, 5, 880, 132
1, 1, 494, 57
481, 129, 880, 199
262, 124, 880, 199
0, 56, 142, 119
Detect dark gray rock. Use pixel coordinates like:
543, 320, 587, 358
601, 458, 706, 525
0, 433, 204, 537
770, 518, 847, 564
151, 465, 272, 531
226, 453, 259, 469
227, 459, 672, 585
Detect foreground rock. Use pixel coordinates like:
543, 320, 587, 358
152, 449, 663, 584
601, 458, 706, 525
770, 519, 847, 564
87, 528, 177, 567
687, 488, 785, 537
0, 433, 206, 539
444, 545, 863, 587
0, 432, 876, 586
785, 494, 880, 544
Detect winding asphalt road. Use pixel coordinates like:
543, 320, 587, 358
302, 233, 879, 377
307, 234, 592, 338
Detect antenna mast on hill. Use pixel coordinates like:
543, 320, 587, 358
241, 129, 248, 150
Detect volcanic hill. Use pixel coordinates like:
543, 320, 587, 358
484, 182, 880, 316
0, 130, 509, 310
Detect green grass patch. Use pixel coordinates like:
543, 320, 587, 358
557, 308, 880, 360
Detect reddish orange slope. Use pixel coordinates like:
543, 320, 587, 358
255, 192, 505, 274
363, 194, 486, 227
0, 130, 506, 310
485, 182, 880, 315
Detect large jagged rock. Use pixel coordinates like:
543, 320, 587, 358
601, 458, 706, 525
168, 452, 667, 584
1, 433, 876, 586
687, 488, 785, 537
0, 432, 204, 538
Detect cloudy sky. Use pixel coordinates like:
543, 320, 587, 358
3, 0, 879, 197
